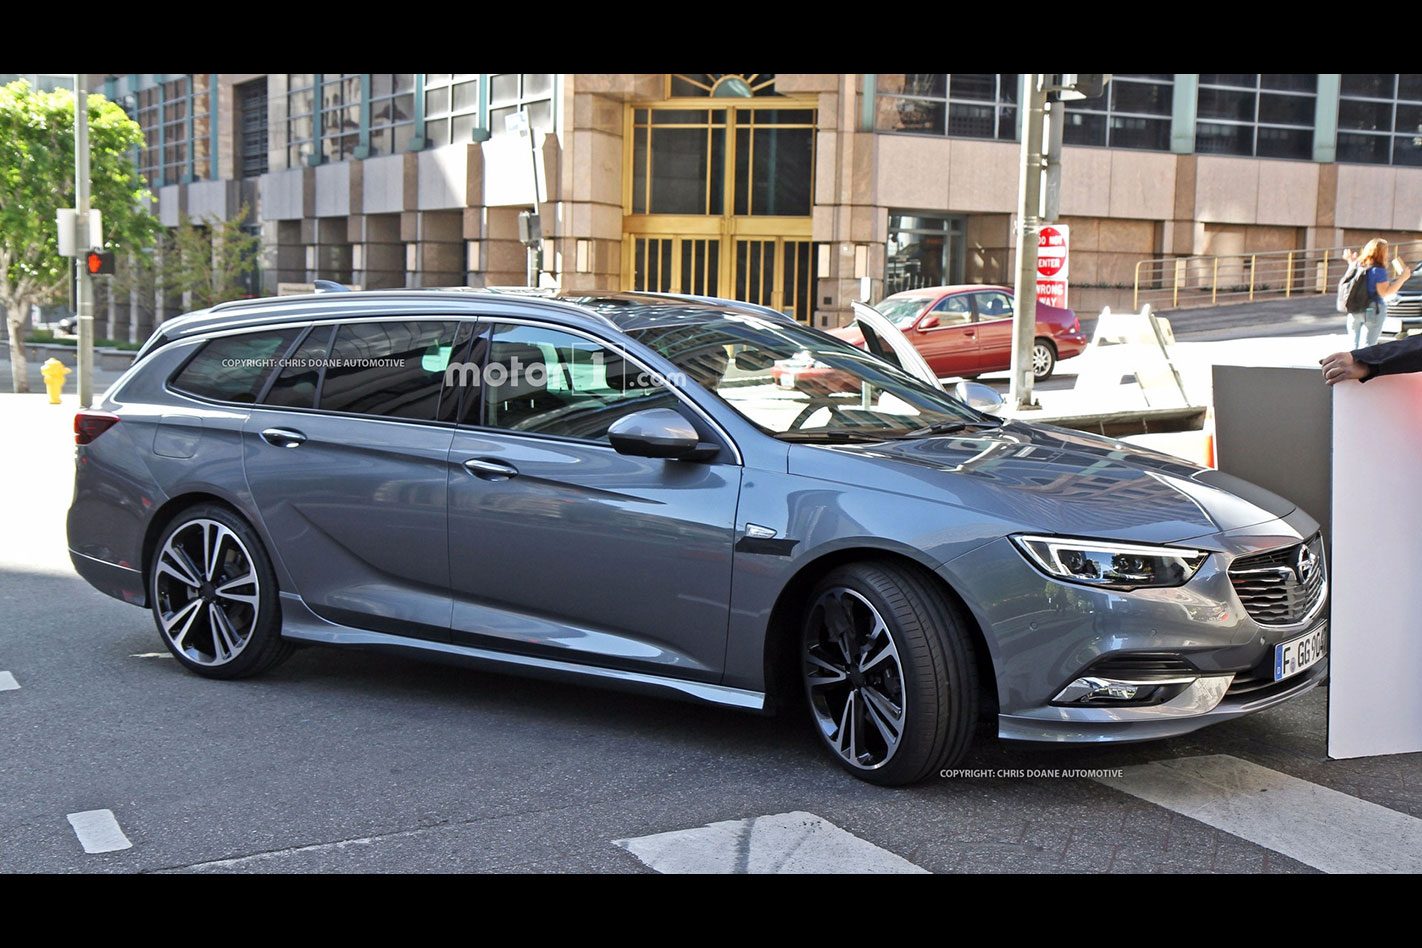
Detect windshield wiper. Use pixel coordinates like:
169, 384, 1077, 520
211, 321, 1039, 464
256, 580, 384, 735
774, 430, 893, 444
898, 419, 1004, 439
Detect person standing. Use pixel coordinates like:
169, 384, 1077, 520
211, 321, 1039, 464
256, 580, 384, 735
1342, 239, 1410, 349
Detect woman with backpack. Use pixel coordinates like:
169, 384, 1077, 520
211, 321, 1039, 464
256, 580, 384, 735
1342, 239, 1411, 348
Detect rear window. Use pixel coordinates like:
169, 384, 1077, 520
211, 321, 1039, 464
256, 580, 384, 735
171, 329, 301, 403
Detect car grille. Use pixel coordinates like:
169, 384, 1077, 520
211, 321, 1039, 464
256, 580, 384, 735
1228, 535, 1327, 628
1390, 294, 1422, 318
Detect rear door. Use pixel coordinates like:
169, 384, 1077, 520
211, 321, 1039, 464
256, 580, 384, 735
970, 289, 1016, 372
241, 317, 471, 641
908, 293, 977, 377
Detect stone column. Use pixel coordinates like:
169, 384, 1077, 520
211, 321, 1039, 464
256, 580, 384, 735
403, 209, 465, 287
350, 213, 405, 289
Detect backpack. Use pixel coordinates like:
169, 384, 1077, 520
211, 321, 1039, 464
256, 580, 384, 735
1338, 264, 1371, 314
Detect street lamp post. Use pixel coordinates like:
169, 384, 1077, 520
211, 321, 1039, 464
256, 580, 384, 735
74, 73, 94, 409
1009, 76, 1048, 412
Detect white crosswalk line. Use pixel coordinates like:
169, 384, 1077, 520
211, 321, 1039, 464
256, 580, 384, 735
1097, 754, 1422, 873
0, 671, 18, 691
67, 809, 133, 854
614, 811, 927, 874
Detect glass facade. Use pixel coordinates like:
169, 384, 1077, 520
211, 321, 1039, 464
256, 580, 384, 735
423, 74, 480, 146
885, 213, 965, 295
1337, 74, 1422, 166
1063, 74, 1173, 150
368, 74, 416, 156
319, 74, 361, 162
125, 75, 211, 187
1195, 74, 1317, 159
488, 73, 555, 137
286, 74, 315, 168
875, 74, 1018, 140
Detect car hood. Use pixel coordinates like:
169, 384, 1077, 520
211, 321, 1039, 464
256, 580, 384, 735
788, 421, 1297, 545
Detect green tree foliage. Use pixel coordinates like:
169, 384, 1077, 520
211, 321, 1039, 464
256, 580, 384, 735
0, 79, 158, 392
157, 203, 261, 309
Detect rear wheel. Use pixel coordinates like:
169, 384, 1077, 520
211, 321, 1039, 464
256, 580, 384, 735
149, 503, 291, 679
1032, 338, 1057, 381
801, 561, 979, 785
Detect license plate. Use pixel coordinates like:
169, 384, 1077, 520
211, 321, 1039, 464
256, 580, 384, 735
1274, 626, 1327, 681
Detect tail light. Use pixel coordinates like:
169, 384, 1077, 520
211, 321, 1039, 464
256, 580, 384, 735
75, 410, 121, 445
1071, 315, 1081, 333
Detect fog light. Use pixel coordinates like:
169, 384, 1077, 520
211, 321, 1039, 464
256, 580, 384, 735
1053, 675, 1195, 705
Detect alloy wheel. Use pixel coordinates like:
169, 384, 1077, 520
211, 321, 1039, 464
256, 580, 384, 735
153, 518, 261, 666
803, 587, 907, 770
1032, 343, 1053, 377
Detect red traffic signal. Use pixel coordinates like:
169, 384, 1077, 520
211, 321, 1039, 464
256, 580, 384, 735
86, 251, 115, 275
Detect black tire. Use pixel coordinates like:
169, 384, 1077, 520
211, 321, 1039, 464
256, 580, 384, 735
801, 560, 979, 786
1032, 338, 1057, 381
149, 502, 292, 680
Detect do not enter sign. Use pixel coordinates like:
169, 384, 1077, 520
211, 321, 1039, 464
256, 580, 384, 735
1036, 224, 1069, 308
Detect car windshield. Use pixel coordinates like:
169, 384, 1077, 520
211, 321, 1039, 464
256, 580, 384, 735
872, 295, 933, 328
626, 313, 986, 441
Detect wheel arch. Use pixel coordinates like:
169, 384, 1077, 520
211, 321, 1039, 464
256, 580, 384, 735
760, 545, 998, 721
141, 490, 274, 591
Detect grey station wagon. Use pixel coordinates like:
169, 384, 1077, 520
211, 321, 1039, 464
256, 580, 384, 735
67, 289, 1329, 785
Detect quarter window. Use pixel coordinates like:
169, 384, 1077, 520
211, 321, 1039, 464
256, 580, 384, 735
171, 329, 302, 403
475, 324, 676, 442
318, 321, 462, 420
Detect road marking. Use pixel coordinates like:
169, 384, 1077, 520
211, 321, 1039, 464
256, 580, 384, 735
66, 809, 132, 854
0, 671, 18, 691
1097, 754, 1422, 874
613, 811, 927, 874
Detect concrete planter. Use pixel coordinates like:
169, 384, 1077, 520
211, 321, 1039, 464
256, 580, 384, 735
0, 341, 137, 370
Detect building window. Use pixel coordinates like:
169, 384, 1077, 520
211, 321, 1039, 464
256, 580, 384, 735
286, 74, 315, 168
133, 86, 161, 185
1063, 74, 1172, 150
423, 74, 480, 146
369, 74, 416, 155
875, 74, 1018, 140
320, 74, 361, 162
236, 79, 268, 178
488, 73, 555, 137
885, 213, 965, 295
1195, 74, 1316, 160
668, 74, 777, 98
1337, 74, 1422, 166
124, 75, 210, 186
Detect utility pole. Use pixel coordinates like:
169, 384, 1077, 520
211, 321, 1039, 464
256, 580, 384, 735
74, 74, 94, 409
1009, 76, 1048, 411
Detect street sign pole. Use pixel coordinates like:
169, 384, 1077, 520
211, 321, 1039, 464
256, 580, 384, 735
74, 74, 94, 409
1010, 75, 1048, 411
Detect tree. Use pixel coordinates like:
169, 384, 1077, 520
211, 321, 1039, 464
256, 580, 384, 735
0, 80, 157, 392
158, 203, 261, 309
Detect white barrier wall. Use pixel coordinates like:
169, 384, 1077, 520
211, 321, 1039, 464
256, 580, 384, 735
1329, 373, 1422, 758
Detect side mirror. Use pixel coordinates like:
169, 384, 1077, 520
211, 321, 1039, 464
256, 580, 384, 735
608, 408, 712, 460
918, 314, 940, 330
954, 380, 1005, 415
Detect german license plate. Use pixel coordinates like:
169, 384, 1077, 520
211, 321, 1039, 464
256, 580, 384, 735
1274, 626, 1327, 681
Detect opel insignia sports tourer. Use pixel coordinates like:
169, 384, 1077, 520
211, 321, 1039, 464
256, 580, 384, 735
67, 290, 1328, 785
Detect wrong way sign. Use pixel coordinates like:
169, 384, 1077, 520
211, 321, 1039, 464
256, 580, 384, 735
1037, 224, 1069, 308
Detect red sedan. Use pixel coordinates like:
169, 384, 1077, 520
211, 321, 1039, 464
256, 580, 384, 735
837, 285, 1087, 381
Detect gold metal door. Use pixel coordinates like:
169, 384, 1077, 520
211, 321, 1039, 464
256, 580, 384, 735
623, 99, 817, 320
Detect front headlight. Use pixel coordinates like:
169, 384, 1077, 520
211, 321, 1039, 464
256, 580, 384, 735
1012, 535, 1208, 590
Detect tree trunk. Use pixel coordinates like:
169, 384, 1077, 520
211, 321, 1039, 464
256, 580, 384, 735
6, 308, 30, 394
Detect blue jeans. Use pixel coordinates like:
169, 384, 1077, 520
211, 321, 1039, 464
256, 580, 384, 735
1348, 299, 1387, 349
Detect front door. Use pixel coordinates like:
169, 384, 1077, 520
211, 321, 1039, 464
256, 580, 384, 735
242, 318, 467, 641
446, 321, 742, 680
623, 92, 817, 320
909, 293, 978, 378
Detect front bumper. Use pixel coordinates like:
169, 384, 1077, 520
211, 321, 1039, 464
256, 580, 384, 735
938, 515, 1326, 745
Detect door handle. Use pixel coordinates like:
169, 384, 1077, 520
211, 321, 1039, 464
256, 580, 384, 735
964, 330, 976, 338
464, 458, 519, 480
260, 427, 307, 448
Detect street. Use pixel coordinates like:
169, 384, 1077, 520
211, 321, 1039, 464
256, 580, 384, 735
3, 388, 1420, 874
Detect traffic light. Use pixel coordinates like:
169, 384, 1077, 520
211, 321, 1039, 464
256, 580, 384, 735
85, 251, 115, 275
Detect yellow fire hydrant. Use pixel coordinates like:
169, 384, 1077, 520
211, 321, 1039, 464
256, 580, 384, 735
41, 358, 70, 404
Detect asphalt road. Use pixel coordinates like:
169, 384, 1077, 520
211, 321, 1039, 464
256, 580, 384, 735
3, 392, 1420, 874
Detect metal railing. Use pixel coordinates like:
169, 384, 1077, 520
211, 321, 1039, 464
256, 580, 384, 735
1132, 241, 1422, 312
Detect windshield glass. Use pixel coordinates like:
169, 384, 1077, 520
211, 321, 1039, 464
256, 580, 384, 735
627, 313, 985, 440
872, 295, 933, 328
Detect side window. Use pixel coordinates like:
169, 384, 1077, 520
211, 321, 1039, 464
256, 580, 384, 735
928, 294, 973, 327
171, 328, 302, 403
262, 325, 333, 409
318, 321, 461, 420
476, 323, 678, 442
972, 291, 1014, 321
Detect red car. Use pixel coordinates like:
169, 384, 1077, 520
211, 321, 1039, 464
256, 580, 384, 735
837, 285, 1087, 382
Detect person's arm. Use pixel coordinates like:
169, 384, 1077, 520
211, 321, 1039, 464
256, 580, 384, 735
1372, 261, 1411, 298
1322, 333, 1422, 385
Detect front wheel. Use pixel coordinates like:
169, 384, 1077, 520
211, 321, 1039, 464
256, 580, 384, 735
801, 561, 980, 785
1032, 338, 1057, 381
149, 503, 292, 679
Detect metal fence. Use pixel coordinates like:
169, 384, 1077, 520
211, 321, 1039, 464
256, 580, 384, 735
1132, 241, 1422, 312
